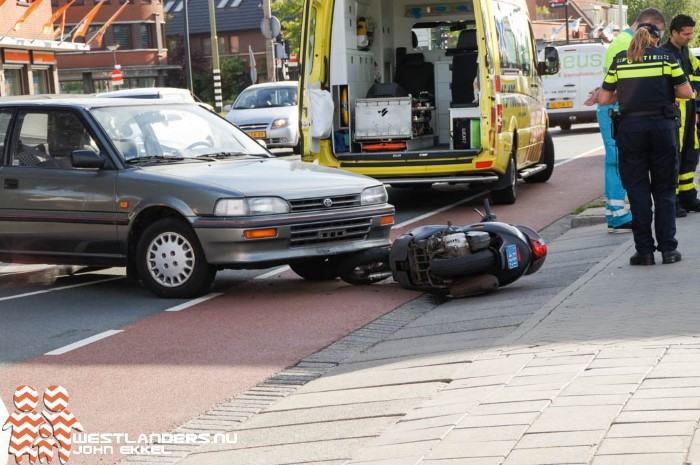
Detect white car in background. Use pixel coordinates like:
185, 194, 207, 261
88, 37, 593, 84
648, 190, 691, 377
96, 87, 214, 111
226, 81, 300, 154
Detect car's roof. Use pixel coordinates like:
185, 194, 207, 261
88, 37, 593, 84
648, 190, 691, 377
244, 81, 298, 90
96, 87, 196, 100
0, 94, 198, 109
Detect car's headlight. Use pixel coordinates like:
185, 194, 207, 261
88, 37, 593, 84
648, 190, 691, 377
271, 118, 289, 129
361, 185, 388, 205
214, 197, 290, 216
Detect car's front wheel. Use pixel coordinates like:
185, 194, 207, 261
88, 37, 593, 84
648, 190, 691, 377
135, 218, 215, 298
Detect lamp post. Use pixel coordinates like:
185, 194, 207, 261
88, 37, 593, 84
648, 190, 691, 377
208, 0, 223, 113
107, 44, 119, 68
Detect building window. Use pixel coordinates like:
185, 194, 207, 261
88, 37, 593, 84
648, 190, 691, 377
4, 68, 25, 96
51, 0, 58, 6
32, 68, 50, 94
230, 0, 241, 6
217, 36, 227, 54
229, 35, 239, 53
140, 24, 153, 48
74, 0, 84, 5
113, 24, 131, 48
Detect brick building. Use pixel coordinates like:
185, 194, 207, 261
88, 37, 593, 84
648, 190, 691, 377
165, 0, 267, 81
55, 0, 178, 93
0, 0, 87, 96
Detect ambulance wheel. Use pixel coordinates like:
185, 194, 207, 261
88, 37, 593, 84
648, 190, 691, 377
526, 130, 554, 183
491, 154, 517, 205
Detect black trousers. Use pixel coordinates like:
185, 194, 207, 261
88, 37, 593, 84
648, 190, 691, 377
617, 115, 679, 253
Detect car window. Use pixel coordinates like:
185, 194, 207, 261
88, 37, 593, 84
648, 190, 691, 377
10, 110, 100, 169
233, 87, 297, 109
0, 110, 11, 165
91, 103, 269, 160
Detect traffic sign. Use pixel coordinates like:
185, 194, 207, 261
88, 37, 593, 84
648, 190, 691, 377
549, 0, 567, 7
111, 69, 123, 82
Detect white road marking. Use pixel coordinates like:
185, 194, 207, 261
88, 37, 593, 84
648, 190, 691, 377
164, 293, 224, 312
555, 145, 604, 167
0, 277, 123, 302
255, 266, 290, 280
45, 330, 123, 356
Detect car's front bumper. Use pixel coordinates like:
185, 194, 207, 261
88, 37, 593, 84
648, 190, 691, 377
192, 205, 394, 268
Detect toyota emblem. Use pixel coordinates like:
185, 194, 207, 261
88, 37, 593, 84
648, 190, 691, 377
323, 198, 333, 207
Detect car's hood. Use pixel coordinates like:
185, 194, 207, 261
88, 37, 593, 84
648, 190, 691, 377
140, 158, 378, 198
226, 107, 297, 125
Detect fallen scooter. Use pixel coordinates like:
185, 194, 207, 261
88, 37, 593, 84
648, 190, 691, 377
337, 200, 548, 297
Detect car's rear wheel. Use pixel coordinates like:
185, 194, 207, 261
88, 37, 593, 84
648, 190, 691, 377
290, 257, 341, 281
136, 218, 215, 298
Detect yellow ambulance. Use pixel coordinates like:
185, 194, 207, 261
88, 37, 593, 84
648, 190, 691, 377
299, 0, 560, 204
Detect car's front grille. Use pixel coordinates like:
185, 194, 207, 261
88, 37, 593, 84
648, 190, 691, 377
289, 194, 361, 212
239, 123, 267, 131
290, 217, 372, 246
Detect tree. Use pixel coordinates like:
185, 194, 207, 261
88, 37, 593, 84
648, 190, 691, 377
272, 0, 303, 58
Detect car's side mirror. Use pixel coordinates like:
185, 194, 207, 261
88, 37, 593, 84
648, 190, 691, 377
537, 46, 560, 76
71, 150, 106, 169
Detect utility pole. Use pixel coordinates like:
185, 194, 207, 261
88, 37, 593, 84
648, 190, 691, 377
618, 0, 624, 30
262, 0, 276, 82
564, 1, 569, 44
208, 0, 223, 113
183, 0, 193, 93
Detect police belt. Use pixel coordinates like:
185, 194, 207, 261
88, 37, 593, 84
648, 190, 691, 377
620, 109, 665, 117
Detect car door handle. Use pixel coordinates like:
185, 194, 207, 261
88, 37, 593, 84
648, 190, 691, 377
3, 178, 18, 189
564, 84, 576, 87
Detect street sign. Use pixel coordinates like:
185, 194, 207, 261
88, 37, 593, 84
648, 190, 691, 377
549, 1, 567, 7
260, 16, 281, 39
111, 69, 123, 81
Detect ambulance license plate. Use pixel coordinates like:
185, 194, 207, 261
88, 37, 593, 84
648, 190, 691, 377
547, 101, 573, 109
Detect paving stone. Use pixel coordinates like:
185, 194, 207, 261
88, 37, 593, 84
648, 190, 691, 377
634, 387, 700, 398
371, 425, 451, 445
508, 372, 581, 386
526, 355, 597, 367
483, 389, 562, 404
591, 453, 685, 465
595, 348, 667, 359
623, 397, 700, 411
563, 384, 638, 396
614, 410, 700, 422
424, 440, 517, 459
586, 357, 661, 368
443, 425, 528, 443
552, 395, 631, 407
516, 430, 604, 448
348, 440, 439, 463
596, 436, 689, 455
606, 421, 696, 438
516, 364, 590, 376
446, 374, 512, 389
421, 458, 504, 465
469, 400, 550, 416
456, 412, 540, 428
393, 413, 465, 431
640, 377, 700, 389
502, 446, 592, 464
526, 406, 621, 433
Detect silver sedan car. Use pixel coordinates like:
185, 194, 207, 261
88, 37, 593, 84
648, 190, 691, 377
226, 81, 300, 153
0, 97, 394, 298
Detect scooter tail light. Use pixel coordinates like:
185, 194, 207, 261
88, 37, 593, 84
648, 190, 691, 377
530, 238, 547, 259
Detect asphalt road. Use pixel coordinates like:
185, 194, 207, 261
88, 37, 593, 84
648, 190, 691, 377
0, 125, 605, 465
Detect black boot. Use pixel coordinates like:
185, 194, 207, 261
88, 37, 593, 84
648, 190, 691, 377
680, 198, 700, 212
676, 202, 688, 218
630, 252, 655, 266
661, 250, 682, 264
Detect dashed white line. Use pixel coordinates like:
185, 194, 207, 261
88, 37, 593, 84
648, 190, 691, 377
164, 293, 224, 312
0, 277, 124, 302
45, 330, 123, 356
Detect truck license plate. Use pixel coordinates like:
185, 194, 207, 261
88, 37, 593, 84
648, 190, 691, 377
547, 101, 573, 109
246, 131, 267, 139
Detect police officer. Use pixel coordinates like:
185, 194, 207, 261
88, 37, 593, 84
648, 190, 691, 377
660, 15, 700, 214
598, 23, 692, 266
586, 8, 666, 233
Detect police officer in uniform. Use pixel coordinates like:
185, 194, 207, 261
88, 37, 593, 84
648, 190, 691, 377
598, 23, 692, 266
660, 15, 700, 214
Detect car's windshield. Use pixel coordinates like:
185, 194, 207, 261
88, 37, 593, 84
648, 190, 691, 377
91, 103, 270, 161
232, 86, 297, 109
